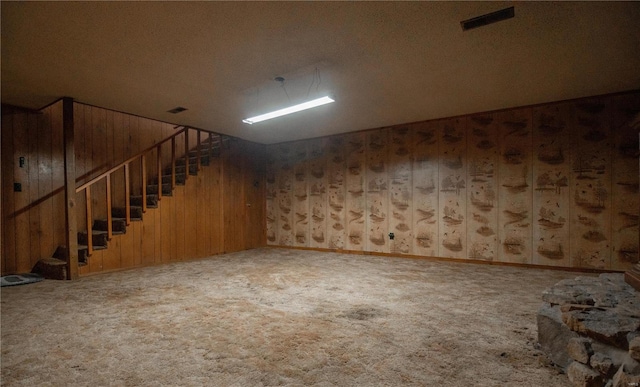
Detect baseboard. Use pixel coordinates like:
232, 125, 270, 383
264, 245, 623, 274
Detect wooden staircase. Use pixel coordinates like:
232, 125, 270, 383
34, 127, 227, 278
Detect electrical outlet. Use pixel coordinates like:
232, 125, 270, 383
14, 183, 22, 192
19, 157, 25, 168
388, 232, 394, 240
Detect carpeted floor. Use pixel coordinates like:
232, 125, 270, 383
1, 248, 578, 386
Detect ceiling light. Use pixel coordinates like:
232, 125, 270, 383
242, 96, 335, 125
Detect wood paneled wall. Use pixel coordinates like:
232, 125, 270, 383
2, 102, 66, 275
1, 101, 266, 275
266, 91, 640, 271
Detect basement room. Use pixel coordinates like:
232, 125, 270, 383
2, 2, 639, 386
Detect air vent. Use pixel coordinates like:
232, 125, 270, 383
461, 7, 514, 31
167, 106, 188, 114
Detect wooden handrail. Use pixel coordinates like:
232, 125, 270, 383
76, 127, 187, 193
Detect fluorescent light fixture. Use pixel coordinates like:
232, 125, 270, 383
242, 96, 335, 124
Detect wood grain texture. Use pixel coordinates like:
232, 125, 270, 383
366, 129, 389, 253
38, 105, 55, 263
308, 139, 328, 249
438, 118, 467, 259
496, 109, 533, 264
412, 121, 439, 257
467, 114, 498, 261
611, 94, 640, 270
569, 99, 613, 269
327, 136, 347, 250
388, 126, 413, 255
266, 151, 278, 246
264, 92, 639, 270
532, 103, 572, 267
345, 132, 366, 251
293, 142, 309, 247
276, 143, 294, 247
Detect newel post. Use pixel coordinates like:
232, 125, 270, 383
62, 97, 79, 279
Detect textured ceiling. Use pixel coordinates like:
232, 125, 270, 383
2, 2, 640, 144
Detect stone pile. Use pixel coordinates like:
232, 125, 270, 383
538, 274, 640, 387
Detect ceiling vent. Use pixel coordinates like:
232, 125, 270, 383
167, 106, 187, 114
461, 7, 514, 31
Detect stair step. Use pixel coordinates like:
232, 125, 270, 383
78, 230, 109, 247
166, 164, 198, 176
77, 245, 89, 265
112, 206, 143, 219
32, 257, 68, 280
93, 218, 127, 233
188, 149, 218, 158
157, 173, 186, 185
146, 183, 173, 196
175, 155, 210, 167
52, 245, 89, 266
130, 194, 158, 208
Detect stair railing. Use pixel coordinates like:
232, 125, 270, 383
75, 127, 222, 257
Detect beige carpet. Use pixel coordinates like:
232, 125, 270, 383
1, 248, 578, 386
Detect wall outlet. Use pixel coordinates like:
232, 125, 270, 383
388, 232, 394, 240
14, 183, 22, 192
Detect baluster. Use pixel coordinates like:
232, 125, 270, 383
171, 137, 176, 189
157, 144, 162, 201
124, 163, 131, 226
106, 175, 112, 241
141, 155, 147, 213
85, 187, 93, 256
196, 129, 202, 171
184, 129, 189, 182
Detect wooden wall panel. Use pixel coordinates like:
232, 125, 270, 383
412, 121, 439, 257
266, 151, 278, 245
111, 112, 125, 208
278, 143, 295, 247
496, 109, 533, 264
366, 129, 389, 253
243, 142, 266, 249
27, 111, 42, 269
327, 136, 347, 250
438, 118, 467, 259
174, 185, 187, 261
611, 94, 640, 270
293, 142, 309, 247
345, 132, 366, 251
388, 126, 413, 255
37, 106, 55, 263
222, 145, 241, 252
309, 139, 328, 248
7, 110, 26, 271
50, 102, 66, 256
90, 107, 108, 223
569, 98, 613, 269
467, 114, 498, 261
532, 103, 572, 267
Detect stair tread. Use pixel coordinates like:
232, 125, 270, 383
82, 230, 109, 235
96, 218, 126, 222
